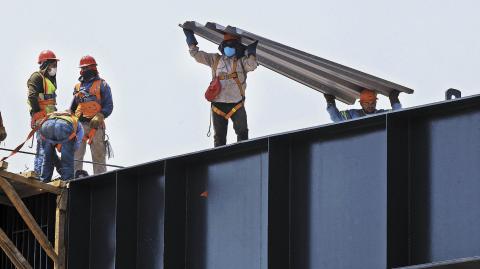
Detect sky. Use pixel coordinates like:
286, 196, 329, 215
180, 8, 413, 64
1, 0, 479, 174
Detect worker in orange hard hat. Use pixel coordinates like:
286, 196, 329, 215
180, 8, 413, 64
27, 50, 61, 177
70, 55, 113, 176
324, 89, 402, 122
183, 28, 259, 147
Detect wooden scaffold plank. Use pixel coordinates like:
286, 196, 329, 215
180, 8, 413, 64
0, 227, 33, 269
0, 170, 61, 195
54, 183, 68, 269
0, 176, 59, 264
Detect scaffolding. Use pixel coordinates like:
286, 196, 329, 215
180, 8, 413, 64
0, 162, 67, 269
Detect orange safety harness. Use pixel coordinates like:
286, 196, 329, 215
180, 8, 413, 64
74, 80, 102, 119
210, 56, 246, 120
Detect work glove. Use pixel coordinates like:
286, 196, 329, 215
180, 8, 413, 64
0, 126, 6, 142
183, 29, 198, 46
247, 40, 258, 57
324, 93, 336, 105
389, 90, 400, 105
90, 113, 105, 129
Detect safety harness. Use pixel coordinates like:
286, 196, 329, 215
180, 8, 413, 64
74, 80, 102, 119
210, 56, 246, 120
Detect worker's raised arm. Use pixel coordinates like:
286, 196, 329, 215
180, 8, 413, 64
324, 94, 345, 122
183, 28, 218, 67
241, 40, 259, 73
389, 90, 402, 110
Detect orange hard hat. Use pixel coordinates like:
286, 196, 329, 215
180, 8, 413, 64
79, 55, 97, 68
224, 33, 239, 41
38, 50, 59, 64
359, 89, 378, 102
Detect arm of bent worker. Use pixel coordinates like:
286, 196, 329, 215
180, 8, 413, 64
100, 81, 113, 118
241, 55, 258, 73
326, 103, 345, 123
27, 73, 43, 114
189, 45, 218, 67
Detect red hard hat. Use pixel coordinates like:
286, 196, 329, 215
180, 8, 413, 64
79, 55, 97, 68
38, 50, 59, 64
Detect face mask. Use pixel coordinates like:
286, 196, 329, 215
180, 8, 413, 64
48, 67, 57, 76
224, 47, 236, 57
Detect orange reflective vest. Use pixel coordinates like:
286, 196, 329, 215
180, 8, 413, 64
33, 72, 57, 114
74, 80, 102, 119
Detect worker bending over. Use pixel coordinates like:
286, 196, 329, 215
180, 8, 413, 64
39, 112, 84, 182
183, 29, 258, 147
324, 89, 402, 122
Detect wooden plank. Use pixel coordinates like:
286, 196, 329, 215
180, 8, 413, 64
54, 189, 68, 269
0, 227, 33, 269
0, 170, 62, 195
0, 176, 59, 264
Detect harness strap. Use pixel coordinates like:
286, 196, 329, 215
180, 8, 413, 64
212, 102, 244, 120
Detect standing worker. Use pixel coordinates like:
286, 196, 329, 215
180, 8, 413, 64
324, 89, 402, 122
70, 55, 113, 176
39, 112, 84, 182
27, 50, 60, 177
0, 112, 6, 142
183, 29, 259, 147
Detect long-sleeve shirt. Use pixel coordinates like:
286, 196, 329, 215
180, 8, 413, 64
27, 70, 57, 114
189, 46, 258, 103
327, 101, 402, 123
70, 76, 114, 120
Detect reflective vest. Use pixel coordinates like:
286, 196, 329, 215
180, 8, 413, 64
32, 72, 57, 114
74, 80, 102, 119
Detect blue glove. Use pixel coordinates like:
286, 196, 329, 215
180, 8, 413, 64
183, 29, 198, 46
247, 40, 258, 57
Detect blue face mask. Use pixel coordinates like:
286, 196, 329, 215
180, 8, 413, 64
224, 47, 236, 57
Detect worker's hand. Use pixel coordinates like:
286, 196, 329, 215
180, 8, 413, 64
324, 93, 336, 104
247, 40, 258, 57
89, 113, 105, 129
0, 126, 6, 142
31, 111, 46, 129
389, 90, 400, 105
183, 29, 198, 46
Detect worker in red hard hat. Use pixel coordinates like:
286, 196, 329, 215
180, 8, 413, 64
183, 28, 259, 147
27, 50, 61, 177
324, 89, 402, 122
69, 55, 113, 176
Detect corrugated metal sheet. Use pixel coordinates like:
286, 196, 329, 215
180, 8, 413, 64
180, 21, 414, 104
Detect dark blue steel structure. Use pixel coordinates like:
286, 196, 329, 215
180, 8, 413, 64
2, 95, 480, 269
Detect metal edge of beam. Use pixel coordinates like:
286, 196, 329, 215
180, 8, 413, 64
394, 256, 480, 269
182, 21, 357, 104
219, 23, 414, 95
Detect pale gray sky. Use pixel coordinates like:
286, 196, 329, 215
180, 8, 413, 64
1, 0, 479, 174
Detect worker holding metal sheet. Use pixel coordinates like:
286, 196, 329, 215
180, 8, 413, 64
324, 89, 402, 122
183, 28, 259, 147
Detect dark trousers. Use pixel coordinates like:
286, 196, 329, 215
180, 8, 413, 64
212, 102, 249, 147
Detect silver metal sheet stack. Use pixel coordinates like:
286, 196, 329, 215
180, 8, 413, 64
180, 21, 413, 104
